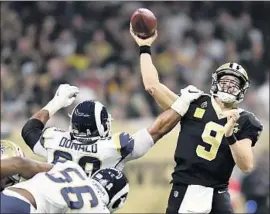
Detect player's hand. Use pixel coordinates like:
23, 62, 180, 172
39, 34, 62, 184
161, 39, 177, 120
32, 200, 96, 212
43, 84, 79, 117
130, 24, 158, 46
224, 110, 240, 137
170, 85, 203, 117
52, 84, 79, 108
180, 85, 204, 103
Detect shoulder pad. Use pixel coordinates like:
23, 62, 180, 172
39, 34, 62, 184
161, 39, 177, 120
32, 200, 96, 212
239, 110, 263, 130
191, 94, 211, 105
42, 127, 67, 139
40, 127, 69, 148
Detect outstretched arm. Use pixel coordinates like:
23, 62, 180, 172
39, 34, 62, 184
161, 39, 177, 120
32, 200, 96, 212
126, 88, 203, 161
21, 84, 79, 150
1, 157, 53, 179
123, 108, 181, 162
130, 27, 178, 109
147, 108, 180, 142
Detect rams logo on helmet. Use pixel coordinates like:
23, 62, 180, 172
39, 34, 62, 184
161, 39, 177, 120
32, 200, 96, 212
69, 100, 112, 144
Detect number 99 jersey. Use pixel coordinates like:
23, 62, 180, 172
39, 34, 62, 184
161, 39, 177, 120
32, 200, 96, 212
172, 94, 263, 188
32, 128, 154, 176
9, 161, 111, 213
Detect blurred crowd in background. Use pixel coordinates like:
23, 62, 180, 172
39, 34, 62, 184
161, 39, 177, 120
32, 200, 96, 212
1, 1, 269, 120
1, 1, 269, 213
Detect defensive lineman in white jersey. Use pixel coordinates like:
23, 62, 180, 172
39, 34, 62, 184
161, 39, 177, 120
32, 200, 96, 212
2, 161, 129, 213
21, 84, 203, 176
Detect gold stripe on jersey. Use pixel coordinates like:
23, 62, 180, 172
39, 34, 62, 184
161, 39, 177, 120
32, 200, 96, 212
113, 133, 122, 154
211, 97, 229, 119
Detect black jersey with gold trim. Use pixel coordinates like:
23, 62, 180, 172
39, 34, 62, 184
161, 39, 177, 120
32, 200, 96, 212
171, 94, 263, 188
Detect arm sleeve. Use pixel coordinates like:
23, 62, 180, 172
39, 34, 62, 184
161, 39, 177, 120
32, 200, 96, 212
21, 119, 44, 150
129, 129, 154, 160
238, 113, 263, 147
21, 119, 54, 157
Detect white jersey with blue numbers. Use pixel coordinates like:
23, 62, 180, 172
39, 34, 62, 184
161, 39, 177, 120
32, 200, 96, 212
33, 127, 154, 176
9, 161, 110, 213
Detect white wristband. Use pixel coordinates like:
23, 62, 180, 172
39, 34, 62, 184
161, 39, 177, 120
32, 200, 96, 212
42, 100, 61, 117
170, 96, 190, 116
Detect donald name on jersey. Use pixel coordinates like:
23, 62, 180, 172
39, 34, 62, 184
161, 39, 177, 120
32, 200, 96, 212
33, 127, 153, 176
58, 136, 98, 153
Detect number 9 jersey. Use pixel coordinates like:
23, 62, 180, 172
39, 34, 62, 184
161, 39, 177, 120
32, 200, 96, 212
172, 94, 263, 188
32, 128, 154, 176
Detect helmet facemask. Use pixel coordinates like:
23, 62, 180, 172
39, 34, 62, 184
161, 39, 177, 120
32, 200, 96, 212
211, 67, 250, 105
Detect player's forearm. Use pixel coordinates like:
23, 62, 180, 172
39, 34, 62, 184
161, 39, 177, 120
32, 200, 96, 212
31, 109, 50, 125
1, 157, 19, 177
148, 108, 181, 142
140, 54, 178, 109
140, 53, 160, 87
229, 140, 254, 173
19, 158, 52, 179
1, 157, 26, 177
22, 96, 59, 148
1, 157, 52, 179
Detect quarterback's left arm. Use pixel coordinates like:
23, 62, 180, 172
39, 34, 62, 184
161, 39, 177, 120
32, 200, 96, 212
224, 110, 263, 173
1, 157, 53, 179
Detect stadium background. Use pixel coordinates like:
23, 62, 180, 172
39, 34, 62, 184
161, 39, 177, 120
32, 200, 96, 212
1, 1, 269, 213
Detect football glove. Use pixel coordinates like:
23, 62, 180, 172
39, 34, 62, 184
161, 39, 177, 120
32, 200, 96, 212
180, 85, 204, 103
43, 84, 79, 117
171, 85, 203, 116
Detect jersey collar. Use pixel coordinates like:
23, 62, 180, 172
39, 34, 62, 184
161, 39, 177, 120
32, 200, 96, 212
211, 96, 228, 119
211, 96, 243, 119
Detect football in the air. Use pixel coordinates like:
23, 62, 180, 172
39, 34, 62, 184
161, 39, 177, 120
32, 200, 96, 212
130, 8, 157, 39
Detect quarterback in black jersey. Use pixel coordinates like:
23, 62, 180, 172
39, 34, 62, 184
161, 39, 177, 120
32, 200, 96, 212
131, 28, 263, 214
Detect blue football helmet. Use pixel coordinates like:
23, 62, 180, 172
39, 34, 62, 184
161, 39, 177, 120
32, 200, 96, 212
69, 100, 112, 144
91, 168, 129, 212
